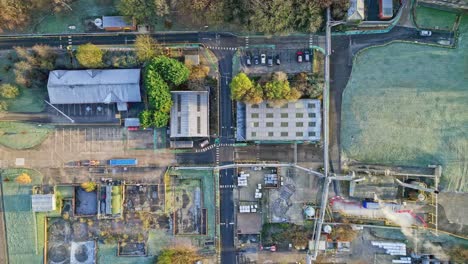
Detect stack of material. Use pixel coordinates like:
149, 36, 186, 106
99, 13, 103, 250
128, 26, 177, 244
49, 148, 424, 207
239, 205, 251, 213
238, 175, 248, 186
392, 257, 411, 264
371, 241, 407, 256
255, 189, 262, 199
264, 173, 278, 186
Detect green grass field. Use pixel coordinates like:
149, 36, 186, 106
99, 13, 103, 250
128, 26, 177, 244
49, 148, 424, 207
1, 169, 44, 264
415, 5, 458, 30
341, 16, 468, 192
32, 0, 119, 34
0, 51, 47, 113
0, 122, 53, 149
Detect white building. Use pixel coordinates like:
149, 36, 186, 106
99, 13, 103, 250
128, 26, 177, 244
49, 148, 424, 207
245, 99, 321, 141
31, 194, 56, 212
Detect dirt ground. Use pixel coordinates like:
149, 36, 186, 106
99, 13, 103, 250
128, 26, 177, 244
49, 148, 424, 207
0, 127, 176, 174
268, 167, 322, 224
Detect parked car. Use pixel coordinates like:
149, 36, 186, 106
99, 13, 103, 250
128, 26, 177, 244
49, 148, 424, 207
253, 55, 260, 65
267, 56, 273, 67
296, 51, 303, 63
260, 54, 266, 64
419, 30, 432, 37
275, 55, 280, 65
304, 50, 311, 62
246, 55, 252, 66
200, 139, 209, 148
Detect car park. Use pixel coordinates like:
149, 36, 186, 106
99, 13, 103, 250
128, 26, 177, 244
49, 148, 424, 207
267, 56, 273, 67
304, 50, 310, 62
275, 55, 280, 65
260, 54, 266, 64
419, 30, 432, 37
296, 51, 303, 63
253, 55, 260, 65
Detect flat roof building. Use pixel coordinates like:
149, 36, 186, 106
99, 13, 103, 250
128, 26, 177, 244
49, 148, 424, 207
170, 91, 209, 138
47, 69, 141, 111
31, 194, 56, 212
245, 99, 321, 141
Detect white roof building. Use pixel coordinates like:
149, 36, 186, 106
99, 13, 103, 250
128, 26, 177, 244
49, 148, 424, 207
245, 99, 321, 141
347, 0, 365, 21
170, 91, 209, 138
31, 194, 56, 212
47, 69, 141, 110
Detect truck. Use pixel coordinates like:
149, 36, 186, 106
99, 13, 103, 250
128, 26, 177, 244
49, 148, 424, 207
108, 159, 138, 166
362, 201, 381, 209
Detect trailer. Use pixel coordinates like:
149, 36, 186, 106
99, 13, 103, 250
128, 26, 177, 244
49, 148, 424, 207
108, 159, 138, 166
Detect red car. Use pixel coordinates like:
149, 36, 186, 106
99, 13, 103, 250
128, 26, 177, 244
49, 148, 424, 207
296, 51, 303, 63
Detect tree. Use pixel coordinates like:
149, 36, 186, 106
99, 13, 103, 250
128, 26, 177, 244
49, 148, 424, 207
152, 111, 170, 128
449, 247, 468, 263
145, 71, 172, 113
76, 43, 103, 68
135, 35, 163, 63
248, 0, 295, 34
0, 101, 8, 112
0, 84, 20, 99
0, 1, 31, 33
81, 182, 97, 192
118, 0, 168, 25
139, 110, 153, 129
189, 65, 210, 80
15, 173, 32, 184
292, 0, 324, 33
230, 73, 255, 101
147, 57, 190, 86
331, 0, 350, 20
292, 72, 323, 98
157, 247, 200, 264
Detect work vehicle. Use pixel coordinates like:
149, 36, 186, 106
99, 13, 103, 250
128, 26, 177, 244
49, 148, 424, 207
260, 54, 266, 64
296, 51, 303, 63
108, 159, 138, 166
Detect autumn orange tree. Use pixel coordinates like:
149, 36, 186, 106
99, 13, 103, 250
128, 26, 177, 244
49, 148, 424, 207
15, 173, 32, 184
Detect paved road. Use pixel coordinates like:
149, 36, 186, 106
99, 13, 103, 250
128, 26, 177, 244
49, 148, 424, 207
219, 167, 236, 264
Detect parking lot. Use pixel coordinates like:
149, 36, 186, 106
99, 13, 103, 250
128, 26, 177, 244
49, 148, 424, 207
47, 103, 120, 123
238, 48, 312, 75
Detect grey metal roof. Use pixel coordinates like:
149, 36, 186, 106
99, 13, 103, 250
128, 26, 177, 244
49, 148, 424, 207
102, 16, 132, 28
170, 91, 209, 138
47, 69, 141, 104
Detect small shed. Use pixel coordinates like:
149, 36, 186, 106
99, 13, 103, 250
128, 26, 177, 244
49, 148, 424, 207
379, 0, 393, 19
31, 194, 56, 212
124, 118, 140, 130
102, 16, 136, 31
347, 0, 365, 21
